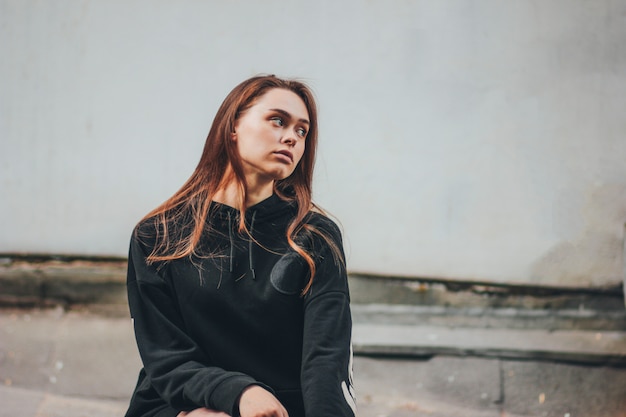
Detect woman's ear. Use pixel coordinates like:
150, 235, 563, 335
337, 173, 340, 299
231, 132, 237, 141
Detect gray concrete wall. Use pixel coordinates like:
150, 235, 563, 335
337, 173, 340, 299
2, 0, 625, 288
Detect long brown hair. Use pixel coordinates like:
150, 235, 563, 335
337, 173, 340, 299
141, 74, 340, 294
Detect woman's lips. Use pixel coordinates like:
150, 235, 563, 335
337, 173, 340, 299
274, 150, 294, 162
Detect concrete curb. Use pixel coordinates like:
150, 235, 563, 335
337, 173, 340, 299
0, 258, 127, 307
352, 322, 626, 366
351, 304, 626, 366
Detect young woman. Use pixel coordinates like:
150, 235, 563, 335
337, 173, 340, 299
125, 75, 356, 417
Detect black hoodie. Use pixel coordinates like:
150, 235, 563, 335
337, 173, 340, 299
125, 194, 356, 417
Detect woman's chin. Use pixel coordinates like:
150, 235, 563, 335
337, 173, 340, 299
269, 168, 297, 181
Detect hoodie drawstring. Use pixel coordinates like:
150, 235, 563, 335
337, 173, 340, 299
227, 210, 257, 280
227, 212, 235, 273
248, 211, 256, 280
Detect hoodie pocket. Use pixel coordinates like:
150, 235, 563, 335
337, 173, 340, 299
269, 251, 306, 295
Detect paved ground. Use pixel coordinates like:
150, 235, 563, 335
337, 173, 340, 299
1, 306, 625, 417
1, 260, 625, 416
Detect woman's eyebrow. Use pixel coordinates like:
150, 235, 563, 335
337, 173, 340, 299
269, 108, 310, 125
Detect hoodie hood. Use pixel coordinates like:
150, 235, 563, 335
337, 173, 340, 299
210, 193, 298, 222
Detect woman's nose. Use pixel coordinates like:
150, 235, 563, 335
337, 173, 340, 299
282, 134, 296, 146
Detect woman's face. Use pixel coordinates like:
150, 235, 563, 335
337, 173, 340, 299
233, 88, 309, 182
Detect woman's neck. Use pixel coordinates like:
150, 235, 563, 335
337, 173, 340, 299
213, 171, 274, 209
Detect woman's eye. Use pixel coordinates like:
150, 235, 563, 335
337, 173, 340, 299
296, 128, 307, 138
270, 117, 284, 126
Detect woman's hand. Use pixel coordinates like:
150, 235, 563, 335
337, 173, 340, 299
177, 409, 230, 417
238, 385, 289, 417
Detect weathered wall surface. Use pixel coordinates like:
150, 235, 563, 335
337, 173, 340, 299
2, 0, 625, 287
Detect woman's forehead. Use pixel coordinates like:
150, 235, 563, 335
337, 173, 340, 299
253, 88, 309, 120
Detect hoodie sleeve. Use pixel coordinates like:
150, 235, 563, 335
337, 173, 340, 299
127, 225, 268, 416
301, 219, 356, 417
